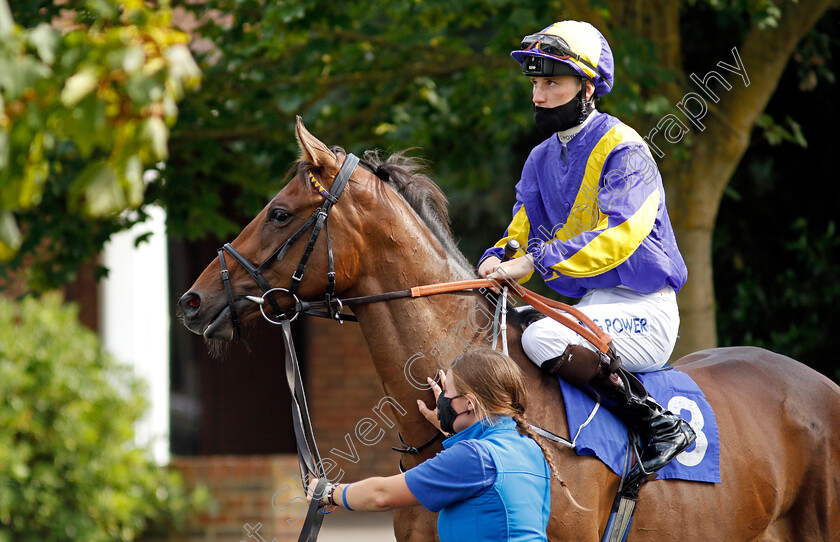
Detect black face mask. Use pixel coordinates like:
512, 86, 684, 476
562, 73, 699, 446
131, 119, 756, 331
533, 97, 584, 135
437, 393, 468, 434
533, 81, 593, 136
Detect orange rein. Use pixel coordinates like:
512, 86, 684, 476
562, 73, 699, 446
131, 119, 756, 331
409, 278, 613, 355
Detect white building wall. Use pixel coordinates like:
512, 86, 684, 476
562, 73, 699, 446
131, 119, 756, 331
99, 205, 170, 465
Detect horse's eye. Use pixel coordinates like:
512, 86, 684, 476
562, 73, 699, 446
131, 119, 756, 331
268, 208, 293, 226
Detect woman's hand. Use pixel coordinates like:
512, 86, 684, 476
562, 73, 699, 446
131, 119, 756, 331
417, 370, 446, 433
306, 477, 332, 508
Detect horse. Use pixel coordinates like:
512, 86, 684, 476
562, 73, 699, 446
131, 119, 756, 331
178, 117, 840, 541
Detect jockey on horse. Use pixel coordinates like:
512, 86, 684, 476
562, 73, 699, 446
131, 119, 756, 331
478, 20, 696, 475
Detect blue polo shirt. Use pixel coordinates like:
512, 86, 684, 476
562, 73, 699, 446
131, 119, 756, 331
404, 416, 551, 542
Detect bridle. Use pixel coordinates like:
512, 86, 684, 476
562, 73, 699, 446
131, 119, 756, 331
217, 153, 360, 339
214, 153, 363, 542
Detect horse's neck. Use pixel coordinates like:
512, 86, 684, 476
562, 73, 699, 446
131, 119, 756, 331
348, 225, 490, 460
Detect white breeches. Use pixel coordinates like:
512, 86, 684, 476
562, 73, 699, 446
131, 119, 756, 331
521, 286, 680, 373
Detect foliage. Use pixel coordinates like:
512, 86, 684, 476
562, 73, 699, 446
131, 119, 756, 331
159, 0, 543, 256
713, 7, 839, 380
0, 293, 207, 541
0, 0, 199, 287
716, 220, 840, 382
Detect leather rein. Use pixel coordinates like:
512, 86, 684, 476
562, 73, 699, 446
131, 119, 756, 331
214, 152, 617, 541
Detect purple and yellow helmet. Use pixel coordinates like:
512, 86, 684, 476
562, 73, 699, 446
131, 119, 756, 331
511, 21, 614, 98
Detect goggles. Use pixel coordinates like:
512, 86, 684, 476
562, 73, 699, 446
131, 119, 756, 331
520, 33, 611, 88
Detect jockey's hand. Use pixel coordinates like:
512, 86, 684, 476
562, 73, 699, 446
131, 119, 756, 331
478, 256, 501, 278
417, 370, 446, 434
487, 254, 535, 282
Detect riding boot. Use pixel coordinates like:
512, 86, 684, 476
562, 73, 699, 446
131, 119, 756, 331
542, 345, 696, 474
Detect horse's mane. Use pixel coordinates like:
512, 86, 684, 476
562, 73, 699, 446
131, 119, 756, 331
359, 149, 474, 276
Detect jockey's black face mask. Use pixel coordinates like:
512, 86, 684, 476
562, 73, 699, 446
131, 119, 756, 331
533, 80, 592, 135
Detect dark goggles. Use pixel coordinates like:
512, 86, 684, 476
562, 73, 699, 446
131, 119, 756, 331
521, 33, 577, 59
520, 33, 611, 88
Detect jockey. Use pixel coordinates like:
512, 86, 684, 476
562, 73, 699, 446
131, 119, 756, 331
478, 21, 696, 474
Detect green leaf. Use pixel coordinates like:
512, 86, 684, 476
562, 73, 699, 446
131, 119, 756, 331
0, 211, 21, 260
72, 161, 125, 216
60, 68, 99, 107
143, 117, 169, 161
164, 44, 201, 99
0, 129, 9, 171
28, 23, 58, 65
0, 0, 13, 37
121, 155, 144, 207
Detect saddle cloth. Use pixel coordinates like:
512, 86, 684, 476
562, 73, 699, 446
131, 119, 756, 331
558, 368, 721, 483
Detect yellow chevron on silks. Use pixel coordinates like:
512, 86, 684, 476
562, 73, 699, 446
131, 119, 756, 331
492, 205, 535, 284
544, 123, 649, 245
493, 205, 531, 251
547, 189, 660, 280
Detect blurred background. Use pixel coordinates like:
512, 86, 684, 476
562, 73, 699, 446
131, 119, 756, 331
1, 0, 837, 540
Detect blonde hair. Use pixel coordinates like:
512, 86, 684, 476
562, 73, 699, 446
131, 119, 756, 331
449, 347, 589, 511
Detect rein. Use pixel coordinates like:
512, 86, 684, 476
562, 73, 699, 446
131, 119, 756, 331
289, 277, 618, 361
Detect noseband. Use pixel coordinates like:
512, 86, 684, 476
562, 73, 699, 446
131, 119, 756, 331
216, 153, 360, 339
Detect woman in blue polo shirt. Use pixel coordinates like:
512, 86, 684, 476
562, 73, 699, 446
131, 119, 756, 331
309, 348, 585, 541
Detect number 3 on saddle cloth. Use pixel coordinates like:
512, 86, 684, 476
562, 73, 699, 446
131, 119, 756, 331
560, 368, 721, 483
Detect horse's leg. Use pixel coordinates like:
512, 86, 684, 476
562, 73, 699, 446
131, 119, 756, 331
393, 508, 438, 542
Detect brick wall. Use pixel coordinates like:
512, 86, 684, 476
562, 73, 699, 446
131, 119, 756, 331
145, 455, 308, 542
149, 320, 403, 542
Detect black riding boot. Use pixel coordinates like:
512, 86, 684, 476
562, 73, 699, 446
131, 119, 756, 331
543, 345, 696, 474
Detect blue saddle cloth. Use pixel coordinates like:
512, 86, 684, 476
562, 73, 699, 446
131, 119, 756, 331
558, 368, 721, 483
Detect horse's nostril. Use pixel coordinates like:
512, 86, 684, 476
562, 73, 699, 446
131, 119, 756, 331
179, 291, 203, 314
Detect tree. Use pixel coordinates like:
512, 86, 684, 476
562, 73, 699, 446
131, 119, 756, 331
0, 0, 199, 292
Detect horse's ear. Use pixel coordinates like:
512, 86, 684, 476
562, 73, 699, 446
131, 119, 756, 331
295, 116, 338, 176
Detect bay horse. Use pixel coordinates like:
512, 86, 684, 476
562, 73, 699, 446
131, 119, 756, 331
179, 118, 840, 541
